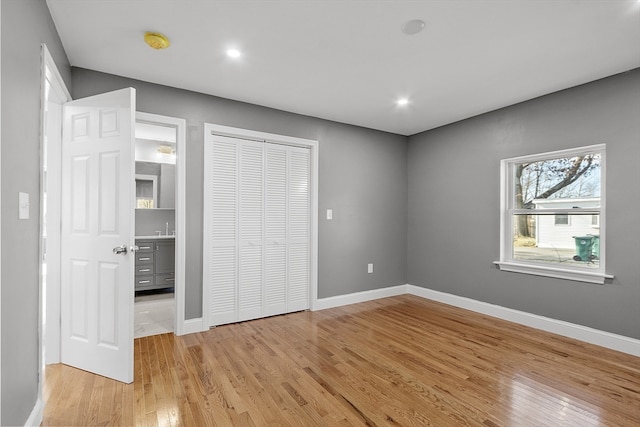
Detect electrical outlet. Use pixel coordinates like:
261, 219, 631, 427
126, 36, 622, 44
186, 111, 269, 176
367, 263, 373, 274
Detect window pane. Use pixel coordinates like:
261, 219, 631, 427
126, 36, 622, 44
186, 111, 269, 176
513, 153, 600, 209
554, 214, 569, 225
512, 214, 600, 269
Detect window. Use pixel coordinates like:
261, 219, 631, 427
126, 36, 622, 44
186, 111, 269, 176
554, 214, 569, 225
495, 144, 612, 284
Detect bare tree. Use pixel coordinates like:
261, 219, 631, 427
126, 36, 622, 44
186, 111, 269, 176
514, 154, 599, 238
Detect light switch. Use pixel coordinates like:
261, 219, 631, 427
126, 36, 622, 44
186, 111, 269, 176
368, 263, 374, 274
19, 192, 30, 220
327, 209, 333, 220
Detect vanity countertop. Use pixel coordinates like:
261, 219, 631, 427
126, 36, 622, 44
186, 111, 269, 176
135, 235, 176, 240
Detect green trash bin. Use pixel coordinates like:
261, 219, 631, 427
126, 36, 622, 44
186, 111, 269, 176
591, 235, 600, 260
573, 236, 595, 261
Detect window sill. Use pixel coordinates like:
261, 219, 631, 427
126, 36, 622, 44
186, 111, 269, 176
493, 261, 613, 284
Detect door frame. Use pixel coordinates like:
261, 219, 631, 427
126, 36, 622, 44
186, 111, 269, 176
136, 112, 187, 335
1, 7, 3, 422
202, 123, 319, 328
40, 42, 72, 365
38, 43, 72, 424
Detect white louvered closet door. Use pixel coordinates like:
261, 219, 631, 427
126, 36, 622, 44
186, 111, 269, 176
205, 136, 238, 326
205, 135, 310, 327
287, 147, 311, 312
237, 140, 264, 322
264, 144, 288, 316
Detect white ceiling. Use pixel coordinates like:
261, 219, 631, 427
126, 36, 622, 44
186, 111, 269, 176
46, 0, 640, 136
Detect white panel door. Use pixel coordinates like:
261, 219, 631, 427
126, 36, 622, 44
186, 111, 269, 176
60, 88, 135, 383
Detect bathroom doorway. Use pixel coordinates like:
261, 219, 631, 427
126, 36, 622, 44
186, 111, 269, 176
133, 114, 185, 338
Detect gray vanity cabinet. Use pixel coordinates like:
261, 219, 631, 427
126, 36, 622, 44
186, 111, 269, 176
134, 243, 154, 289
134, 239, 175, 291
154, 240, 176, 288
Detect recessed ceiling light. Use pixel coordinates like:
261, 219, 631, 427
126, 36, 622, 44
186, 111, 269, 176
226, 49, 242, 58
397, 98, 409, 106
401, 19, 426, 35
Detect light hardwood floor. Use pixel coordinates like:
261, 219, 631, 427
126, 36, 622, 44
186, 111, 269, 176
42, 295, 640, 426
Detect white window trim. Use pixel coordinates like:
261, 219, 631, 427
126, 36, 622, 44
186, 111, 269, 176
495, 144, 613, 284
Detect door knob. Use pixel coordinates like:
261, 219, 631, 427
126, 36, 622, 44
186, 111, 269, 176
113, 245, 128, 255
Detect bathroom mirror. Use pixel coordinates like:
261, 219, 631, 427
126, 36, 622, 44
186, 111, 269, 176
135, 161, 175, 209
134, 121, 177, 209
135, 174, 157, 208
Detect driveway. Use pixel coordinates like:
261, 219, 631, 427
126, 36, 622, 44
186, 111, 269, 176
514, 247, 599, 267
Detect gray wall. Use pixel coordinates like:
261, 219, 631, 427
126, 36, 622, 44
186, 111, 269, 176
72, 68, 409, 319
407, 69, 640, 339
1, 1, 72, 425
135, 209, 175, 237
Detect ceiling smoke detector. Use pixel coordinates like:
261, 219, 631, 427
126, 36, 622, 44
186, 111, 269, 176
144, 32, 170, 50
401, 19, 426, 35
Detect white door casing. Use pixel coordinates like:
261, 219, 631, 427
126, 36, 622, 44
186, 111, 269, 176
42, 45, 72, 366
136, 112, 187, 336
60, 88, 136, 383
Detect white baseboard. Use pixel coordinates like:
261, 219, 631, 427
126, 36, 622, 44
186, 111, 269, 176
406, 285, 639, 357
25, 396, 44, 427
312, 283, 639, 357
312, 284, 407, 311
178, 317, 206, 336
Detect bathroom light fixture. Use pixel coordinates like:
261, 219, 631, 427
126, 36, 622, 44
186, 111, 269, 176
144, 32, 170, 50
397, 98, 409, 106
226, 48, 242, 58
157, 144, 174, 155
401, 19, 425, 35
